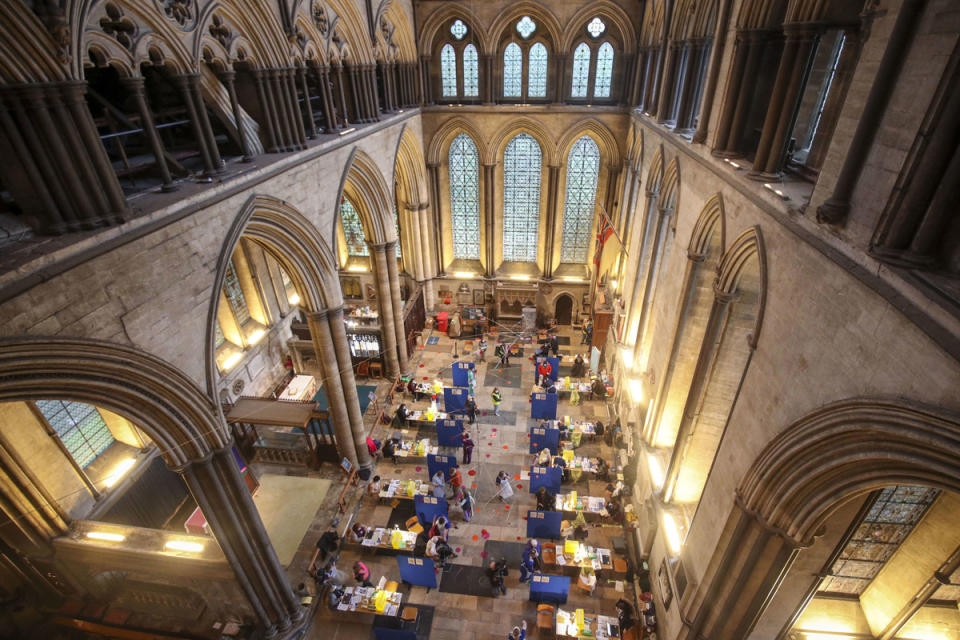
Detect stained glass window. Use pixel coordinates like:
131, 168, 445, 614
587, 17, 606, 38
215, 320, 225, 347
503, 133, 542, 262
528, 43, 548, 98
594, 42, 614, 98
340, 198, 369, 256
35, 400, 115, 469
441, 44, 457, 97
503, 43, 522, 97
571, 43, 591, 98
223, 260, 251, 325
463, 44, 479, 97
448, 134, 481, 260
819, 485, 939, 596
450, 19, 467, 40
560, 136, 601, 263
517, 16, 536, 38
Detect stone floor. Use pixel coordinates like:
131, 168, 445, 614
275, 324, 632, 639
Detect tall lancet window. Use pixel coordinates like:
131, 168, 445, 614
340, 197, 368, 256
502, 133, 542, 262
503, 42, 523, 97
528, 43, 548, 98
560, 136, 601, 262
440, 44, 457, 97
448, 134, 481, 260
571, 43, 591, 98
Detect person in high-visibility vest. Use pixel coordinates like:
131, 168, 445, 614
491, 387, 502, 416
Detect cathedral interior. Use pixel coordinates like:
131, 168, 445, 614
1, 0, 959, 639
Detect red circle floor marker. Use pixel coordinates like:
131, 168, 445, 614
472, 535, 479, 541
468, 469, 476, 476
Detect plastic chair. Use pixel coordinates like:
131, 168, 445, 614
405, 516, 424, 535
577, 571, 597, 596
614, 557, 628, 575
536, 604, 555, 631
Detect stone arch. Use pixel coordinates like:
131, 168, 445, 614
393, 124, 429, 208
0, 3, 67, 83
556, 118, 622, 168
0, 338, 226, 468
736, 0, 788, 29
0, 335, 302, 634
640, 0, 667, 47
560, 0, 637, 56
324, 0, 376, 64
688, 398, 960, 640
716, 225, 766, 346
336, 147, 396, 245
646, 144, 665, 193
486, 2, 563, 58
418, 4, 487, 57
688, 193, 726, 258
487, 117, 558, 166
426, 116, 489, 165
659, 157, 680, 215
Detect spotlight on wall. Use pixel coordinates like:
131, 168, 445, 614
763, 183, 790, 201
648, 453, 664, 490
339, 128, 357, 136
510, 275, 531, 281
248, 329, 266, 345
723, 158, 742, 170
165, 540, 205, 553
288, 293, 301, 306
86, 531, 126, 542
611, 280, 618, 290
454, 272, 474, 279
222, 352, 243, 372
629, 378, 644, 404
103, 458, 136, 488
347, 265, 368, 272
620, 346, 633, 366
561, 277, 585, 283
663, 511, 684, 555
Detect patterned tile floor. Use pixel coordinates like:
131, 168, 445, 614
293, 325, 632, 639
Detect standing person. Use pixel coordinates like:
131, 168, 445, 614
448, 463, 463, 494
432, 470, 446, 499
464, 395, 477, 424
478, 336, 488, 360
392, 403, 408, 428
429, 515, 451, 541
381, 437, 397, 464
537, 359, 553, 386
486, 559, 508, 596
491, 387, 502, 416
550, 334, 559, 357
518, 547, 537, 583
456, 486, 475, 522
365, 435, 380, 458
507, 621, 528, 640
495, 470, 514, 502
310, 524, 340, 569
572, 353, 586, 378
461, 432, 475, 465
352, 561, 373, 588
494, 343, 505, 366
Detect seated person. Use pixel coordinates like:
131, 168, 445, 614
428, 515, 451, 541
579, 567, 597, 594
392, 404, 408, 428
535, 486, 556, 511
573, 523, 590, 542
536, 447, 552, 467
348, 522, 368, 543
552, 454, 569, 482
367, 475, 381, 497
407, 379, 420, 401
595, 457, 610, 482
590, 378, 607, 399
606, 497, 623, 524
381, 438, 397, 463
616, 598, 636, 632
425, 535, 442, 558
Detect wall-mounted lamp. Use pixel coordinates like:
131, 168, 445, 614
86, 531, 126, 542
763, 183, 790, 201
222, 352, 243, 372
288, 293, 301, 306
663, 511, 684, 555
103, 458, 136, 488
165, 540, 205, 553
648, 452, 664, 490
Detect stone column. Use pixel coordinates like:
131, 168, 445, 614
316, 63, 339, 132
420, 55, 434, 105
418, 203, 437, 309
426, 162, 447, 275
817, 0, 926, 225
334, 64, 350, 126
371, 244, 401, 377
543, 163, 562, 279
122, 77, 175, 190
269, 70, 294, 151
385, 240, 409, 372
482, 162, 496, 276
189, 73, 223, 171
180, 448, 303, 637
553, 54, 568, 104
715, 30, 770, 156
327, 307, 373, 471
623, 188, 660, 350
283, 68, 307, 148
219, 70, 253, 161
297, 67, 317, 139
405, 203, 426, 282
177, 74, 217, 175
656, 41, 682, 123
307, 310, 358, 467
750, 24, 821, 179
252, 70, 280, 153
684, 502, 802, 640
694, 0, 733, 143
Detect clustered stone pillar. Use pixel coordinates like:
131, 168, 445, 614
542, 163, 562, 279
684, 501, 802, 640
623, 186, 661, 351
307, 310, 359, 467
219, 70, 254, 161
297, 67, 318, 140
482, 162, 497, 277
750, 24, 821, 180
694, 0, 734, 143
712, 30, 774, 157
384, 240, 409, 372
176, 73, 223, 176
420, 55, 434, 105
371, 243, 401, 378
0, 81, 128, 234
252, 68, 307, 153
417, 203, 437, 309
121, 76, 175, 191
180, 448, 304, 637
674, 39, 712, 133
327, 306, 374, 469
313, 63, 341, 132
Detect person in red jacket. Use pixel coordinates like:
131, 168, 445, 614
449, 464, 463, 492
353, 561, 372, 587
537, 359, 553, 386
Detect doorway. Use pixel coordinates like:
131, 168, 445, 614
555, 294, 574, 325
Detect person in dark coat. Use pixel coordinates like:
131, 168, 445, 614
535, 486, 555, 511
392, 404, 408, 428
461, 432, 475, 464
550, 335, 559, 357
487, 558, 508, 596
464, 395, 477, 424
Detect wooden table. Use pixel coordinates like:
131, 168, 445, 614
550, 543, 614, 576
554, 608, 619, 639
393, 432, 438, 463
377, 478, 432, 501
333, 586, 403, 618
555, 493, 607, 521
343, 527, 420, 555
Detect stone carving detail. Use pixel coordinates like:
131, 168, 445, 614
99, 3, 137, 52
312, 2, 329, 37
162, 0, 195, 29
209, 13, 232, 48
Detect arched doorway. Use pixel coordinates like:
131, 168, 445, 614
555, 294, 574, 325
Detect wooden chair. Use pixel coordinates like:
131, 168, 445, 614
405, 516, 424, 535
401, 606, 418, 623
536, 604, 554, 632
369, 362, 383, 378
613, 557, 628, 575
356, 361, 370, 378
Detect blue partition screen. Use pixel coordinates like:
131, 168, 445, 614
397, 555, 438, 589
